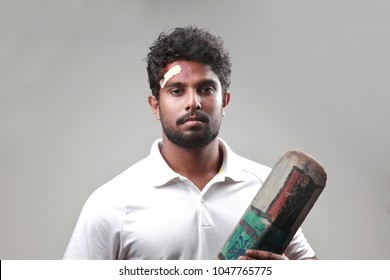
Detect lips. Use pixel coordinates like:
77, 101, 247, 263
177, 112, 209, 125
183, 116, 202, 123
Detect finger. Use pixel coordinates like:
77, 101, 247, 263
245, 249, 288, 260
238, 255, 256, 260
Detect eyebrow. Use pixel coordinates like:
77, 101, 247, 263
163, 82, 185, 89
164, 79, 219, 89
198, 79, 219, 87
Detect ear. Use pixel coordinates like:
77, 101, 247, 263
148, 95, 160, 120
222, 91, 231, 116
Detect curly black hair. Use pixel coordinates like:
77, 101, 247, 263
146, 26, 232, 99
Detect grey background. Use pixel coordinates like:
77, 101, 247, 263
1, 0, 389, 259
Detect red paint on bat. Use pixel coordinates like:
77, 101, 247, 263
268, 169, 309, 221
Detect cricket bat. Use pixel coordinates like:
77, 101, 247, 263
218, 151, 327, 260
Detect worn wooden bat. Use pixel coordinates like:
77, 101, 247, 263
218, 151, 327, 260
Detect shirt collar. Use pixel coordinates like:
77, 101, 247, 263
148, 138, 247, 187
147, 139, 180, 187
218, 138, 247, 182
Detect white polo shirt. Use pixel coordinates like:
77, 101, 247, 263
63, 139, 315, 260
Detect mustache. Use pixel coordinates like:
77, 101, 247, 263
176, 111, 210, 125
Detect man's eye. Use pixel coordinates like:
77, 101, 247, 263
169, 89, 183, 95
200, 86, 215, 94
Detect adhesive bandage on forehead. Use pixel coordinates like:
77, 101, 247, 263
160, 65, 181, 88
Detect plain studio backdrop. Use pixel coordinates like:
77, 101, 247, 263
1, 0, 389, 259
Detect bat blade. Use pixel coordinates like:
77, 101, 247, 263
218, 151, 327, 260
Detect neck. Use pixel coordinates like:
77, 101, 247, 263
160, 135, 223, 190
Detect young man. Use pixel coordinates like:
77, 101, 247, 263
63, 26, 317, 260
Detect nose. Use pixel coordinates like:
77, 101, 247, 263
185, 91, 202, 111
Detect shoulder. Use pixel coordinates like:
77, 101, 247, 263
90, 156, 151, 201
220, 138, 272, 183
237, 154, 272, 183
83, 139, 165, 208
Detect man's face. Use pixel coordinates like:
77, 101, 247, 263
149, 60, 230, 148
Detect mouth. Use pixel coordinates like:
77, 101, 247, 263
183, 116, 203, 123
177, 112, 209, 125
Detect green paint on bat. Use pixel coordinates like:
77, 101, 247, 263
219, 208, 289, 260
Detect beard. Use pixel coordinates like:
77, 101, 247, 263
160, 110, 221, 149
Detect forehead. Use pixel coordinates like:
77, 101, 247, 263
162, 60, 219, 83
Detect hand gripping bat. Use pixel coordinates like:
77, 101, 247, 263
218, 151, 327, 260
